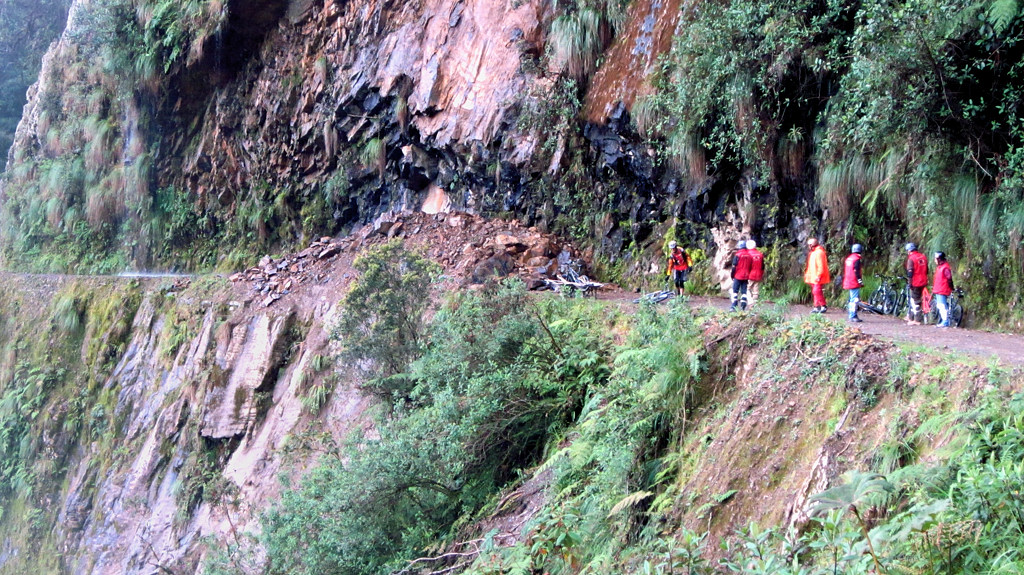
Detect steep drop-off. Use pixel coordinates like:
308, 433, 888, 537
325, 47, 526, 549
0, 224, 1016, 573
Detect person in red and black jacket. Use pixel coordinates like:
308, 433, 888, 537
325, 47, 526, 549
842, 244, 864, 322
729, 240, 752, 311
666, 241, 692, 296
746, 240, 765, 309
905, 242, 928, 325
932, 251, 955, 328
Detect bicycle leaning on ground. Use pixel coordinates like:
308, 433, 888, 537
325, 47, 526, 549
633, 290, 675, 304
927, 287, 965, 327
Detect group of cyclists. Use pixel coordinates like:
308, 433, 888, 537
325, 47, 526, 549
829, 240, 956, 328
665, 238, 958, 328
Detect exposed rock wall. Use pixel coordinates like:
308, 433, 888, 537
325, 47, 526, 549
1, 0, 823, 285
0, 271, 373, 574
176, 0, 552, 206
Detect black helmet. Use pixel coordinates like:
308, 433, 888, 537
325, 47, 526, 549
851, 244, 862, 254
934, 251, 946, 261
905, 242, 917, 252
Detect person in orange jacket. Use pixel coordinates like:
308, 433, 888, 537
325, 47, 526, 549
804, 238, 830, 313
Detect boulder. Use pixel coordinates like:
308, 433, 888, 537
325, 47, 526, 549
525, 240, 556, 259
471, 253, 514, 283
494, 233, 528, 254
526, 278, 548, 290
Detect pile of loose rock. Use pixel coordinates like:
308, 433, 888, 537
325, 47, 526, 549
229, 211, 605, 306
229, 236, 355, 307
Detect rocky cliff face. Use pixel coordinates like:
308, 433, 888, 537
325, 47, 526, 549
0, 269, 370, 574
0, 210, 592, 574
1, 0, 812, 286
0, 247, 994, 574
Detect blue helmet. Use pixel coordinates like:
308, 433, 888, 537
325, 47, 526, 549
851, 244, 862, 254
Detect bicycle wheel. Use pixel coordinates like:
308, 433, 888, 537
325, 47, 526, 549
927, 304, 940, 325
894, 290, 908, 318
881, 289, 898, 315
950, 299, 963, 327
869, 288, 885, 309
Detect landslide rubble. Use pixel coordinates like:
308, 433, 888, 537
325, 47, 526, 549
229, 211, 602, 306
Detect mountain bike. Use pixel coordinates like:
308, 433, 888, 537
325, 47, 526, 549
633, 290, 675, 304
927, 288, 965, 327
868, 275, 904, 315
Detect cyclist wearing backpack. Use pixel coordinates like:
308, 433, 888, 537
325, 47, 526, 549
730, 240, 752, 311
746, 240, 765, 309
666, 241, 692, 296
932, 251, 955, 328
842, 244, 864, 323
804, 238, 830, 313
905, 243, 928, 325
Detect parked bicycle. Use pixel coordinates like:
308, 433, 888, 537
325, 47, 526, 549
867, 275, 907, 316
543, 259, 604, 297
927, 287, 965, 327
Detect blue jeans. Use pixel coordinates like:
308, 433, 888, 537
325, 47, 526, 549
847, 287, 860, 319
934, 294, 949, 326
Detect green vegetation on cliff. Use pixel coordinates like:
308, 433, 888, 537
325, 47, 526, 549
203, 245, 1024, 575
250, 299, 1024, 574
0, 0, 72, 159
0, 278, 143, 571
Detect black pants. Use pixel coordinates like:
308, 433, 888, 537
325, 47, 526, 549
673, 269, 688, 289
908, 286, 924, 322
731, 279, 748, 309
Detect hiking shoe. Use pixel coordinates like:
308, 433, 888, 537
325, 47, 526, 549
907, 320, 921, 326
849, 317, 863, 323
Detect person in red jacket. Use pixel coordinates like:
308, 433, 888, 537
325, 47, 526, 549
842, 244, 864, 322
666, 241, 692, 296
932, 251, 955, 328
905, 242, 928, 325
746, 240, 765, 309
729, 240, 752, 311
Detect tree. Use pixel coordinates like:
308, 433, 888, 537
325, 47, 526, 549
332, 240, 440, 390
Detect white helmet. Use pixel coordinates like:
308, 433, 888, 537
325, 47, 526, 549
669, 241, 677, 249
746, 240, 757, 249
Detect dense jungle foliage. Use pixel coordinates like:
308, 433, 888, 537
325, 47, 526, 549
0, 0, 72, 160
202, 244, 1024, 575
635, 0, 1024, 319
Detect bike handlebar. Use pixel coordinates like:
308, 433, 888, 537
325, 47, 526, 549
873, 274, 907, 283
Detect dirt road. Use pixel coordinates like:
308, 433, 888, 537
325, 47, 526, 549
608, 293, 1024, 366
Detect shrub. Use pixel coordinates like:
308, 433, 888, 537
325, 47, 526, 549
331, 240, 440, 391
261, 282, 612, 575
